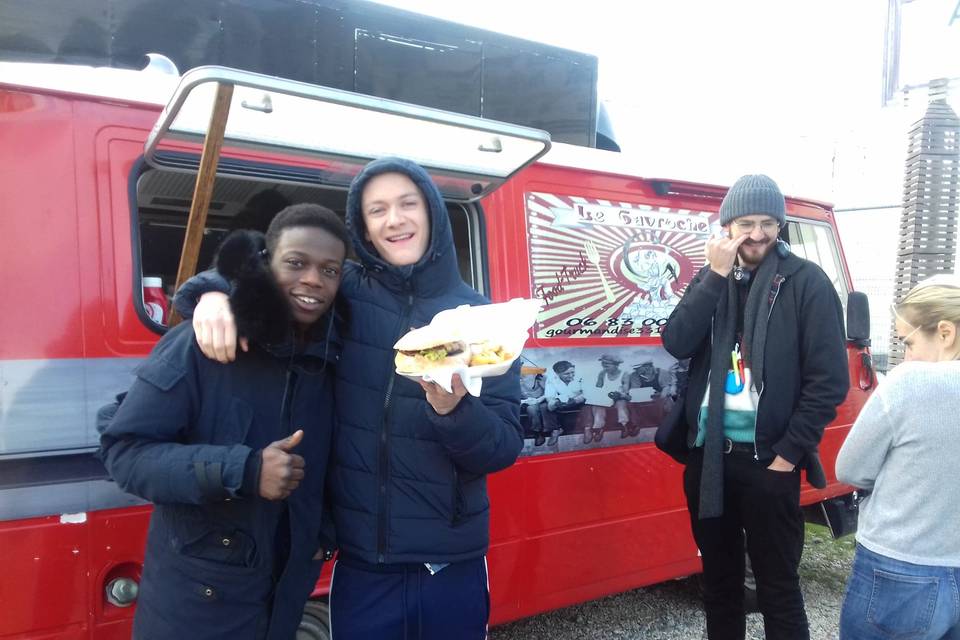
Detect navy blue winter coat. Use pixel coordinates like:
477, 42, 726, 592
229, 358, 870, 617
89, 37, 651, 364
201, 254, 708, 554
102, 233, 338, 640
174, 158, 524, 565
333, 157, 523, 564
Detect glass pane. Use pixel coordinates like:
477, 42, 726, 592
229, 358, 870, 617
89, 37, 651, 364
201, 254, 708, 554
134, 169, 485, 328
813, 225, 848, 301
448, 204, 482, 294
785, 221, 848, 305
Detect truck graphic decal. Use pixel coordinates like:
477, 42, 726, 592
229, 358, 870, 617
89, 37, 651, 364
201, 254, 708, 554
526, 192, 716, 339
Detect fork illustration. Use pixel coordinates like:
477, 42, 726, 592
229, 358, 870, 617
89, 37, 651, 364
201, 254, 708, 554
583, 240, 616, 303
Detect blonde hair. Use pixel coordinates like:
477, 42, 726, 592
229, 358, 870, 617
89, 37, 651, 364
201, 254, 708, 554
896, 276, 960, 359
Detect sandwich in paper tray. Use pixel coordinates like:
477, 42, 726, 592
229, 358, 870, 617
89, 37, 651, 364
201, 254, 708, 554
393, 298, 543, 396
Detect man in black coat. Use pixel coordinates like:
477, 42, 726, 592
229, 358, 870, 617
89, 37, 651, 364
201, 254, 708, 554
661, 175, 849, 640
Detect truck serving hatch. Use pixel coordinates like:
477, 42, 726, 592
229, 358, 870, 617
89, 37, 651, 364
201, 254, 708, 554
144, 66, 551, 202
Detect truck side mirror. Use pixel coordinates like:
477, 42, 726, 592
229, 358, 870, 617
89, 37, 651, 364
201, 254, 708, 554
847, 291, 871, 347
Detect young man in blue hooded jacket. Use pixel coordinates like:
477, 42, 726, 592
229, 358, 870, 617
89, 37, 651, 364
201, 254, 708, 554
175, 157, 523, 639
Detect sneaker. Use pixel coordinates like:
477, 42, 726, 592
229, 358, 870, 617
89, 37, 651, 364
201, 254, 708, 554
582, 429, 593, 444
534, 433, 546, 446
594, 427, 604, 442
546, 429, 561, 446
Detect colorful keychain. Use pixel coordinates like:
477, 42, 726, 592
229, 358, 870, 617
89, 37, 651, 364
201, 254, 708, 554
725, 344, 745, 394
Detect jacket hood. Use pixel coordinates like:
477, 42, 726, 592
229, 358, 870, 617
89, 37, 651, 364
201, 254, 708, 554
345, 157, 462, 295
214, 229, 340, 360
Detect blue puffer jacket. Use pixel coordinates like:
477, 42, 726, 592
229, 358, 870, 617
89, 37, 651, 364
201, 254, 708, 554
333, 157, 523, 564
172, 159, 524, 565
102, 234, 339, 640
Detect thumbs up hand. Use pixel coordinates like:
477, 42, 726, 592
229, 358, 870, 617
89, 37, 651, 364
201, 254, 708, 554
258, 430, 305, 500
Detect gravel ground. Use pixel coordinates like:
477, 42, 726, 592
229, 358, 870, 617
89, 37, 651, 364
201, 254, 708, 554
490, 525, 855, 640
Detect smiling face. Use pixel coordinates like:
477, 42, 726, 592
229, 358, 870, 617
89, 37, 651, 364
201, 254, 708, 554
269, 226, 346, 331
725, 214, 781, 269
558, 366, 576, 384
361, 172, 431, 267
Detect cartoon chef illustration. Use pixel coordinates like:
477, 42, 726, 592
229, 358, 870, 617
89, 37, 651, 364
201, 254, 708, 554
620, 241, 680, 320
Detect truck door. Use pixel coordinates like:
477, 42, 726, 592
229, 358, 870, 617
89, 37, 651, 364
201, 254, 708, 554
144, 66, 551, 211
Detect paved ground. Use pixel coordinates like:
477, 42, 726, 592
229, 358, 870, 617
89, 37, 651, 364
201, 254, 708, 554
490, 525, 855, 640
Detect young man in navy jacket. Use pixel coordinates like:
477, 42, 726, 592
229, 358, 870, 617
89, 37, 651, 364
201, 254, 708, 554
102, 205, 347, 639
176, 158, 523, 639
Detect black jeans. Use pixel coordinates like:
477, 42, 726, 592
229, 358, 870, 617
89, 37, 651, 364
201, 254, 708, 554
684, 447, 808, 640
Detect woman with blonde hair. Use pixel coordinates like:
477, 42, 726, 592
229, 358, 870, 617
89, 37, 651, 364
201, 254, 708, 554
837, 275, 960, 640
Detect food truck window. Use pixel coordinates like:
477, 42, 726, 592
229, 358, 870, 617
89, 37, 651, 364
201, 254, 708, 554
782, 220, 849, 304
133, 169, 483, 331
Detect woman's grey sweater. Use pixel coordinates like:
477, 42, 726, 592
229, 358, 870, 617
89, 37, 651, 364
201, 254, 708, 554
836, 360, 960, 566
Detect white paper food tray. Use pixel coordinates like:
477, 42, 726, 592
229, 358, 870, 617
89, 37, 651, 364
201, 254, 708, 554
394, 298, 542, 395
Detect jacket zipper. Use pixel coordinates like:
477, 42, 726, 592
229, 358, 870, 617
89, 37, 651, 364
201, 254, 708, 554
280, 370, 295, 434
753, 280, 783, 461
377, 292, 414, 563
279, 345, 297, 435
450, 466, 462, 525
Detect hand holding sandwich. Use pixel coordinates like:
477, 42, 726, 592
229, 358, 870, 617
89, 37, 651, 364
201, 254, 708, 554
393, 325, 513, 376
419, 374, 468, 415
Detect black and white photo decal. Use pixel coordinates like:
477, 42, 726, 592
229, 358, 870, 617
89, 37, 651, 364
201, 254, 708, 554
517, 345, 687, 456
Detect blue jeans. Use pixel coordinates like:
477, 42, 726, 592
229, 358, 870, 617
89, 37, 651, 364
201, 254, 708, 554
841, 544, 960, 639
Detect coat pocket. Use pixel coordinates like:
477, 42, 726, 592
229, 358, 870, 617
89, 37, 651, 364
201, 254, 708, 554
179, 528, 259, 569
137, 529, 273, 637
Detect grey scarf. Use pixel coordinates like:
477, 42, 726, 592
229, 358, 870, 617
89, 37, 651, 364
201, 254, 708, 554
699, 246, 782, 519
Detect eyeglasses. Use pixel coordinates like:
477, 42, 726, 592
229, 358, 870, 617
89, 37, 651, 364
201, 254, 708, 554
891, 304, 925, 344
733, 220, 781, 234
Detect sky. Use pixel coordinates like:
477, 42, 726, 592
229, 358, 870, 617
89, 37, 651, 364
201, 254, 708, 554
371, 0, 960, 356
370, 0, 959, 208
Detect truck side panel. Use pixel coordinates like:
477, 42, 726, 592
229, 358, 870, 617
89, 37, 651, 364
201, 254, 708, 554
0, 85, 872, 636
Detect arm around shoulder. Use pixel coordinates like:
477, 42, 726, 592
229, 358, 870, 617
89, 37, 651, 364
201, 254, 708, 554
172, 269, 231, 320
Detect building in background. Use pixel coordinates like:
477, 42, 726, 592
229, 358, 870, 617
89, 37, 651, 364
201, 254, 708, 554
835, 0, 960, 371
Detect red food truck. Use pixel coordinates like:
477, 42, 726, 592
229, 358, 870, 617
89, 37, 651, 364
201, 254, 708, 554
0, 60, 873, 639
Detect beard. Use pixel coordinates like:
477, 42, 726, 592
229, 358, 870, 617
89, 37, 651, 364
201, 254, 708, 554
738, 239, 775, 268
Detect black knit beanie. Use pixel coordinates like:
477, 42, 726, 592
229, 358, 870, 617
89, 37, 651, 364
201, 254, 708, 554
719, 174, 786, 226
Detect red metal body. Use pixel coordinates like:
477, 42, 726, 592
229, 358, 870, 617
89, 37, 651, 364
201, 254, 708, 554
0, 79, 872, 638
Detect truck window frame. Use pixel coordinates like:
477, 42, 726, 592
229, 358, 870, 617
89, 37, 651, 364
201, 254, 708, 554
782, 218, 850, 305
129, 160, 489, 335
